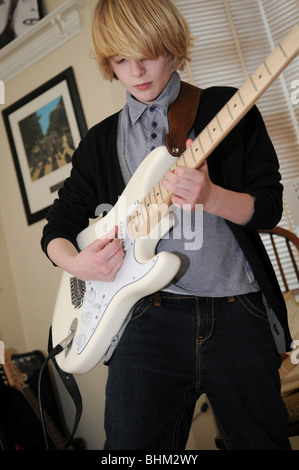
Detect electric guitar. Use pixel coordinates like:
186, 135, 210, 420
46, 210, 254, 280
52, 24, 299, 374
1, 350, 66, 449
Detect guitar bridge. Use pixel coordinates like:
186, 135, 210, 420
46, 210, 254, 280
70, 277, 86, 308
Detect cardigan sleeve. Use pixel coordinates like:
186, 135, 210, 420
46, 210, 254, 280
241, 104, 283, 230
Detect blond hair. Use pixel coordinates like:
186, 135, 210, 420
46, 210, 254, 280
92, 0, 192, 81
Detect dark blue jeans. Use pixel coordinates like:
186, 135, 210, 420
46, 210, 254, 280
104, 291, 291, 450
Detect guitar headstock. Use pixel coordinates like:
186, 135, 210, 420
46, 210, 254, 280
2, 350, 26, 393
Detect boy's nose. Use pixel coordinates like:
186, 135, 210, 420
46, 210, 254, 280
130, 60, 145, 77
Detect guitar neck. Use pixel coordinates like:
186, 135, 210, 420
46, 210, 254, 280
22, 384, 66, 450
128, 23, 299, 238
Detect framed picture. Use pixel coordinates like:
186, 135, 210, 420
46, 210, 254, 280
2, 67, 87, 225
0, 0, 44, 49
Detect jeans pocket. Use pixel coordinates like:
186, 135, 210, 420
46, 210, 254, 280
236, 292, 268, 321
130, 296, 152, 322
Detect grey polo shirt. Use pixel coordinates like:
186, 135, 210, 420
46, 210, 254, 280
119, 73, 259, 296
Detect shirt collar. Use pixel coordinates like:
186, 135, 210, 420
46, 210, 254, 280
125, 71, 181, 125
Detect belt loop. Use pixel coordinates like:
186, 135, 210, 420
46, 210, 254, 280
154, 292, 162, 307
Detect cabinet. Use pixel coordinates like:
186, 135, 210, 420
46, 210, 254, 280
0, 0, 85, 82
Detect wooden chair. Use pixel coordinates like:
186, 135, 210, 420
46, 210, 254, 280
215, 226, 299, 449
259, 226, 299, 295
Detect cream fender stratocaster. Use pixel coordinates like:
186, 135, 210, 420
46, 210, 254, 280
52, 24, 299, 374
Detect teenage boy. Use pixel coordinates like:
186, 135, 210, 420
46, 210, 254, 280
42, 0, 291, 450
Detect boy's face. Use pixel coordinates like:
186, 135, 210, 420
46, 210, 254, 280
109, 55, 173, 105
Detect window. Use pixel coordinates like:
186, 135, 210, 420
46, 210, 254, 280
175, 0, 299, 292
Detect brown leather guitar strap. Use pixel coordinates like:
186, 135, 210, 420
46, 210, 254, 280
166, 81, 202, 156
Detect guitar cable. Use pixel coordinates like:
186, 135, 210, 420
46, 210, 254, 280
37, 331, 76, 450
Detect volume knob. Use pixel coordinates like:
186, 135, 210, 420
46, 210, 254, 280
85, 289, 96, 303
81, 312, 92, 325
75, 334, 86, 348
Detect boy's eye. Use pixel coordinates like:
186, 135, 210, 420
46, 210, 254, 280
114, 57, 126, 64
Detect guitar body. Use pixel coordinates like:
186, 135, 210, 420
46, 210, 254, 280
52, 146, 181, 374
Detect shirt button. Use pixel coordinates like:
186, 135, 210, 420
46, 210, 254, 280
149, 105, 156, 112
152, 121, 158, 128
151, 133, 157, 139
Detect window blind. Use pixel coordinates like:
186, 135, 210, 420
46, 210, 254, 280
174, 0, 299, 294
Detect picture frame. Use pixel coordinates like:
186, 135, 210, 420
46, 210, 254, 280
2, 67, 87, 225
0, 0, 44, 49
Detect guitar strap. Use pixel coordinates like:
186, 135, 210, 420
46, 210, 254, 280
166, 81, 202, 156
47, 327, 82, 449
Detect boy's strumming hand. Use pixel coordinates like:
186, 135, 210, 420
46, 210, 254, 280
47, 226, 125, 282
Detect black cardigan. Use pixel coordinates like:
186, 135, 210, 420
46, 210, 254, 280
41, 86, 292, 352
